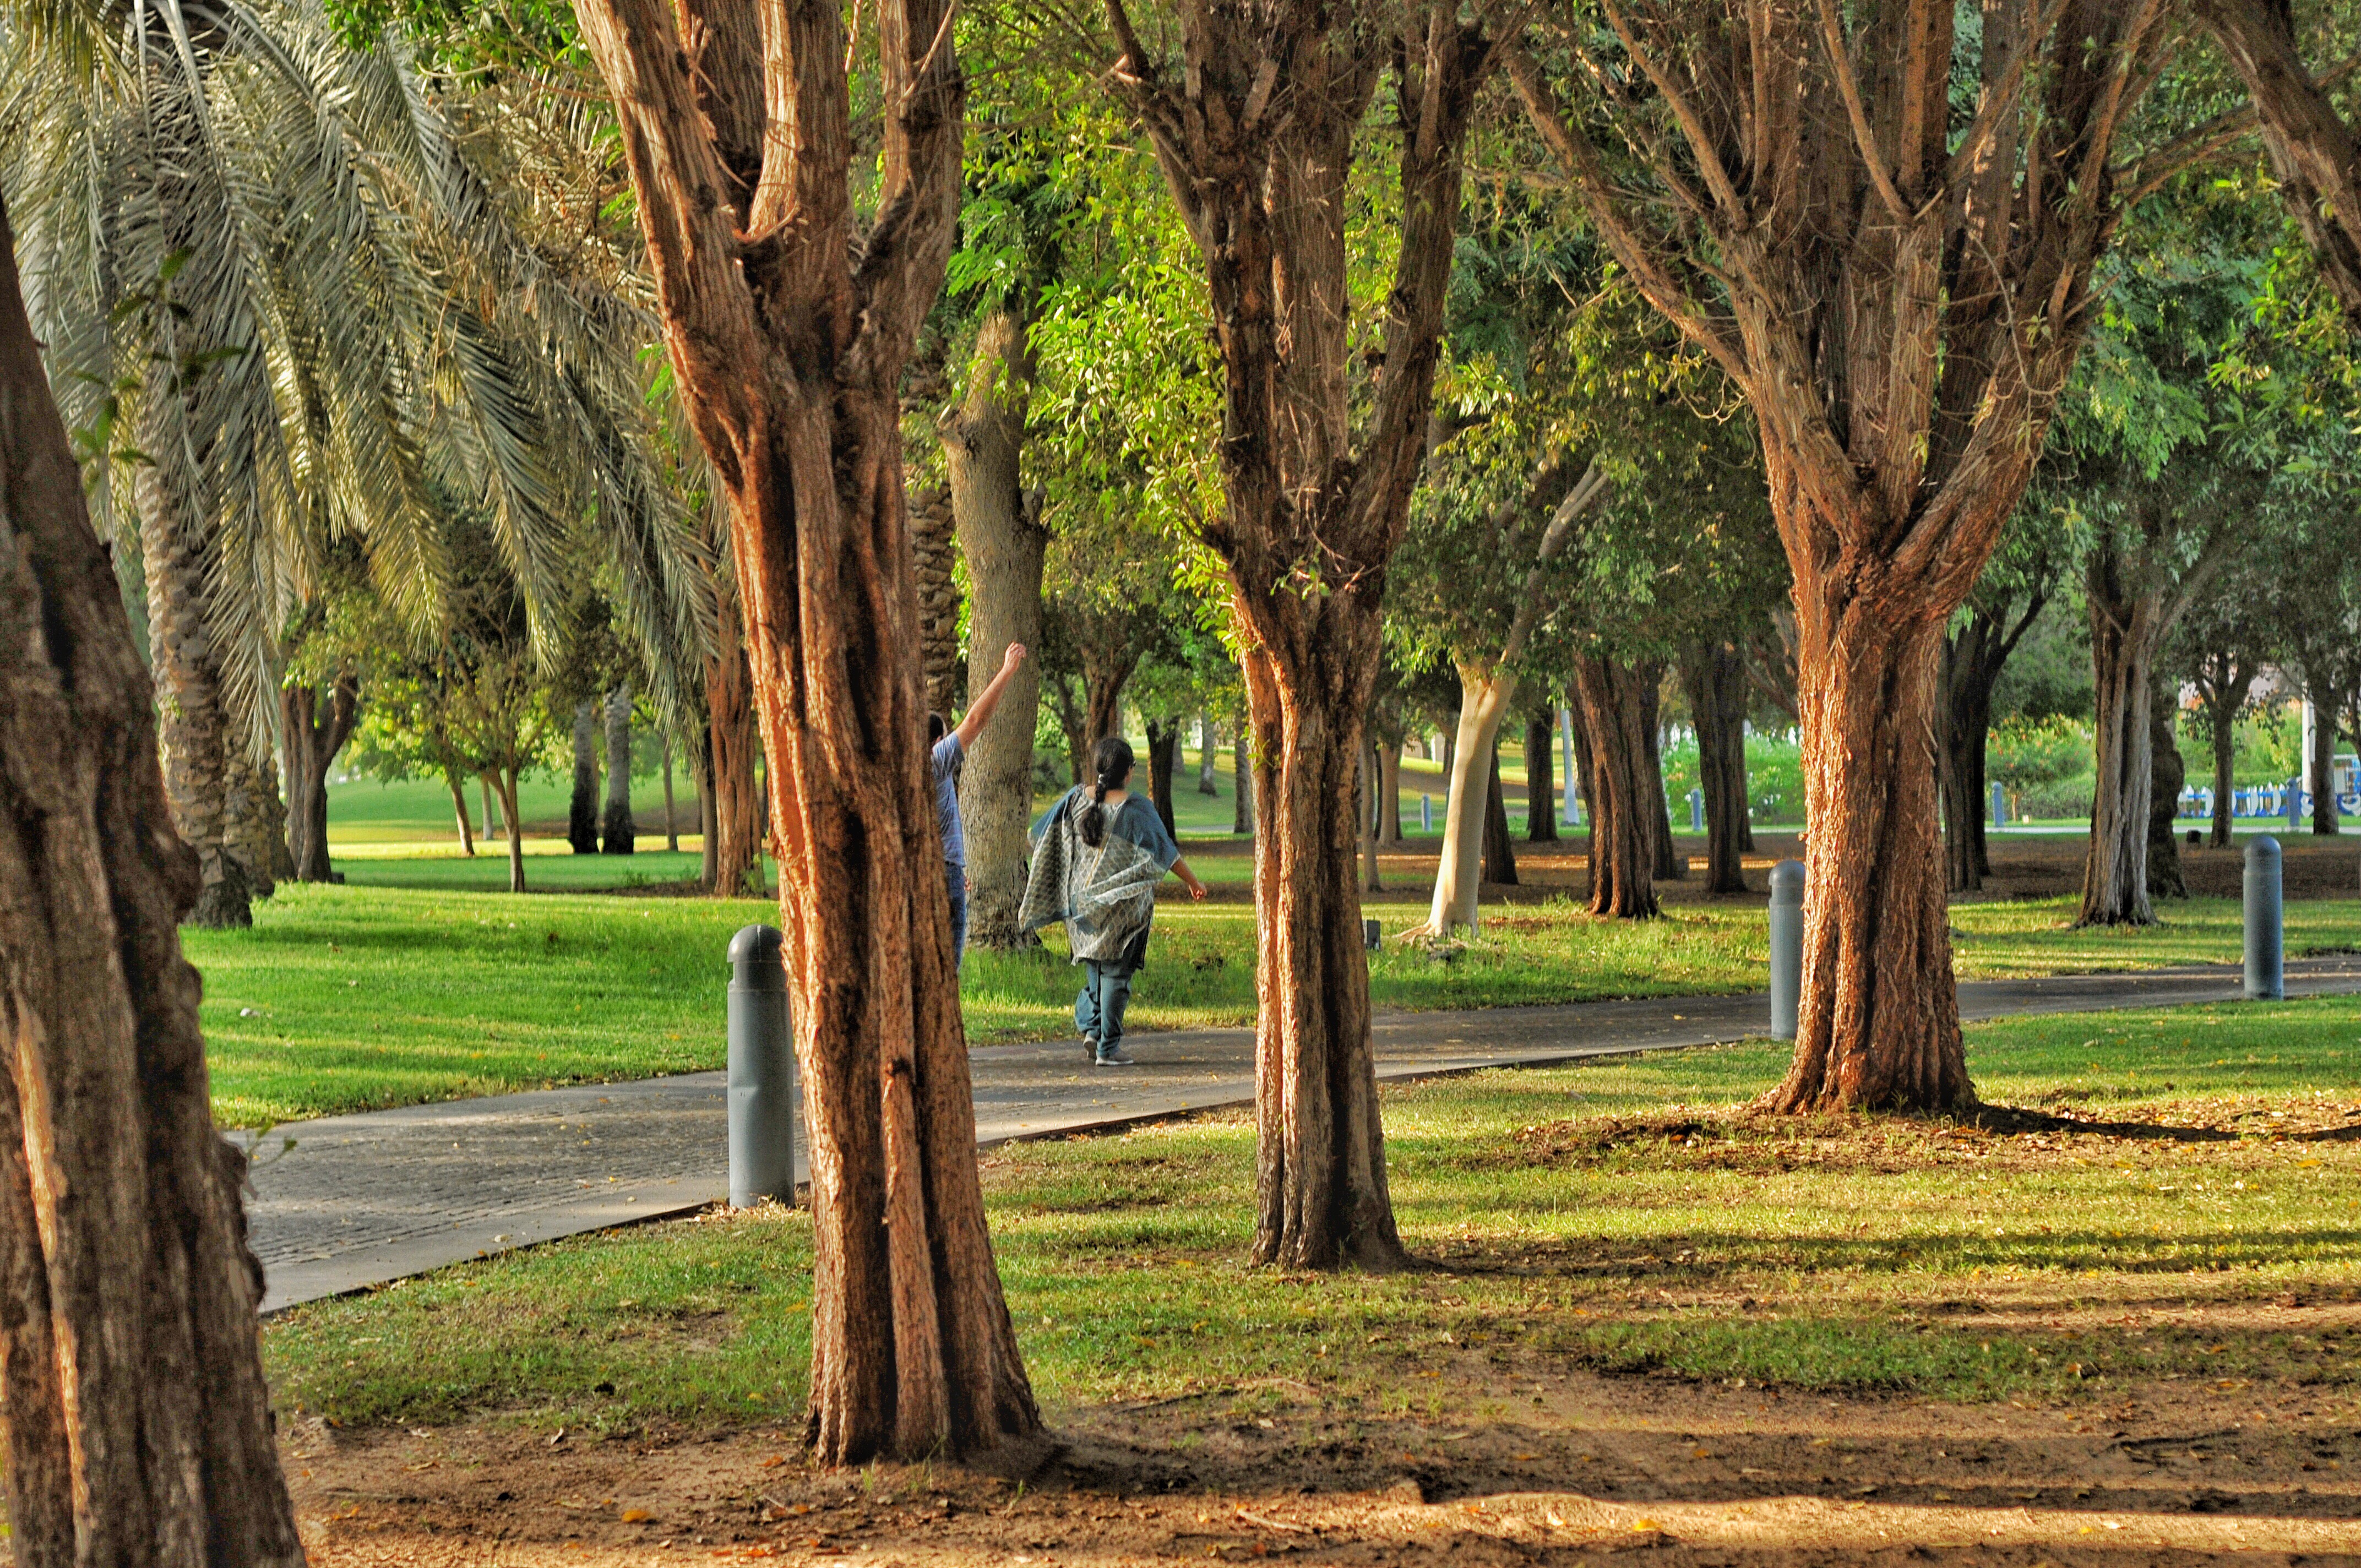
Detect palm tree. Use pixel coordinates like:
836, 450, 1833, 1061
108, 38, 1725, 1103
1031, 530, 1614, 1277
1, 0, 709, 919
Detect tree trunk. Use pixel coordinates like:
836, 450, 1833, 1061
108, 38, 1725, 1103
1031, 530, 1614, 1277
2148, 688, 2189, 897
945, 304, 1046, 951
1198, 715, 1220, 794
2195, 650, 2257, 849
1640, 669, 1682, 881
2080, 562, 2172, 927
282, 676, 357, 883
1760, 605, 1968, 1114
1427, 666, 1519, 934
2310, 692, 2342, 835
1938, 625, 1998, 893
1359, 748, 1382, 892
1571, 654, 1660, 919
1232, 728, 1252, 834
1082, 652, 1132, 752
1146, 718, 1180, 839
1481, 739, 1517, 885
697, 736, 719, 886
706, 612, 762, 897
572, 0, 1037, 1461
600, 686, 636, 852
0, 188, 303, 1564
137, 386, 249, 930
1682, 643, 1750, 895
221, 742, 279, 902
911, 483, 963, 718
1525, 712, 1558, 842
2195, 0, 2361, 318
662, 733, 679, 851
568, 699, 600, 853
499, 766, 526, 894
1241, 636, 1405, 1271
481, 775, 499, 841
450, 772, 476, 857
1375, 737, 1402, 843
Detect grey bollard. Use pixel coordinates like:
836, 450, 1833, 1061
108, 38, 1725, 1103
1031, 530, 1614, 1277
1688, 788, 1705, 832
2287, 778, 2304, 830
1768, 859, 1804, 1041
727, 924, 801, 1207
2244, 837, 2283, 1001
1421, 793, 1432, 832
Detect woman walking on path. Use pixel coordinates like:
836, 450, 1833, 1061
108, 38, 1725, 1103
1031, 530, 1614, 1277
1020, 737, 1208, 1065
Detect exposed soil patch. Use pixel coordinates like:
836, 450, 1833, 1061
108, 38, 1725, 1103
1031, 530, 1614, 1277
292, 1365, 2361, 1566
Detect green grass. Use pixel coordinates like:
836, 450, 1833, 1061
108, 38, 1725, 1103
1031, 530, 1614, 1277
262, 993, 2361, 1430
188, 881, 2361, 1126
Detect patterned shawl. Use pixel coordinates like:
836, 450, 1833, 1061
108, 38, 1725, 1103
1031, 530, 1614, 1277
1018, 794, 1163, 962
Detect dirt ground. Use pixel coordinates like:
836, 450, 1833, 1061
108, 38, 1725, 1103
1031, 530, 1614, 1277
1314, 830, 2361, 908
292, 1354, 2361, 1567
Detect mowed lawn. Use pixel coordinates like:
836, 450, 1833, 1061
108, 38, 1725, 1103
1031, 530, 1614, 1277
188, 878, 2361, 1126
263, 993, 2361, 1431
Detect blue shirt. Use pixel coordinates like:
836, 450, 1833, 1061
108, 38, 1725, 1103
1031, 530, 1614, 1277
932, 733, 965, 865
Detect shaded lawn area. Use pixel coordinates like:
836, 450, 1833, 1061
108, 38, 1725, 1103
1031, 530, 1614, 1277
263, 994, 2361, 1434
187, 883, 2361, 1125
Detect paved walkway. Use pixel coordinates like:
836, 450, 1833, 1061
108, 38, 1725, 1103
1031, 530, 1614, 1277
248, 956, 2361, 1312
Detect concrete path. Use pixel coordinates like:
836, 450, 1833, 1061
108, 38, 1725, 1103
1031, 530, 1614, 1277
248, 956, 2361, 1313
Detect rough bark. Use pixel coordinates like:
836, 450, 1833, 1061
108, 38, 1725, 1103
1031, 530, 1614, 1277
911, 483, 963, 718
601, 687, 636, 852
1359, 748, 1383, 892
1375, 737, 1402, 843
1938, 594, 2044, 892
946, 305, 1046, 950
1525, 712, 1558, 842
1512, 0, 2174, 1114
283, 674, 358, 883
705, 609, 763, 897
1681, 643, 1750, 895
1108, 0, 1487, 1269
1146, 718, 1180, 839
568, 698, 600, 853
1082, 648, 1134, 751
1480, 740, 1516, 885
2195, 0, 2361, 318
0, 186, 304, 1566
137, 385, 249, 930
697, 736, 719, 886
572, 0, 1036, 1461
2148, 690, 2189, 897
1571, 654, 1662, 919
221, 742, 279, 901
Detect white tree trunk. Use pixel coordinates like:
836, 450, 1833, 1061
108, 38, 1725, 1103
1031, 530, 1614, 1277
1424, 665, 1518, 936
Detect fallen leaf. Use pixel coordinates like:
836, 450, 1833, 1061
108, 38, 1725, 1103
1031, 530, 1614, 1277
621, 1509, 654, 1523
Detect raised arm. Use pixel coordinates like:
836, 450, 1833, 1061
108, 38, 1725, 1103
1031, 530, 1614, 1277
953, 643, 1029, 751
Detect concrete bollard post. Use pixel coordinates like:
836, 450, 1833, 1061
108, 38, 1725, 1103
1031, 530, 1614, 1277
1991, 781, 2007, 832
2287, 778, 2304, 831
1768, 859, 1804, 1041
1421, 793, 1432, 832
1688, 788, 1705, 832
727, 924, 800, 1207
2244, 837, 2283, 1001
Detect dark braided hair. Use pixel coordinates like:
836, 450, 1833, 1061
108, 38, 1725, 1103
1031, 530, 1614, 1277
1079, 736, 1134, 848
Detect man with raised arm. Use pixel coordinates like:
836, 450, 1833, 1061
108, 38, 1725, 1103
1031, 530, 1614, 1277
931, 642, 1028, 968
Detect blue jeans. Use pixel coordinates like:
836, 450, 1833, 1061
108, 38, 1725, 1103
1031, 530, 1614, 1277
1074, 958, 1138, 1057
946, 864, 969, 971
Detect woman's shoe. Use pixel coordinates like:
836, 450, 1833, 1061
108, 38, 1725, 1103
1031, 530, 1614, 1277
1094, 1046, 1136, 1066
1081, 1036, 1098, 1063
